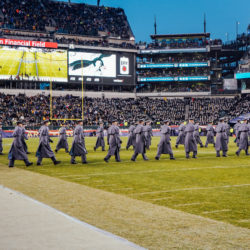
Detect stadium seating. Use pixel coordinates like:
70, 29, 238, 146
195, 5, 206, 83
0, 0, 133, 39
0, 93, 249, 127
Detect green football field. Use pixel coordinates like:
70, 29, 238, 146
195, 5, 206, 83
0, 136, 249, 231
0, 47, 67, 81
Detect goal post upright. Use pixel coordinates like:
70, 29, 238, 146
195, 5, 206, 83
49, 53, 84, 122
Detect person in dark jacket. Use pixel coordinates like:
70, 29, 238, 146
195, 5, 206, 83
184, 118, 198, 159
104, 120, 122, 162
131, 119, 148, 161
155, 120, 175, 160
55, 123, 69, 153
94, 122, 105, 151
0, 123, 3, 155
36, 120, 61, 166
8, 121, 33, 167
70, 120, 88, 164
236, 118, 249, 156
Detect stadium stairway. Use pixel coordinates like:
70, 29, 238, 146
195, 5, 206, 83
185, 104, 190, 120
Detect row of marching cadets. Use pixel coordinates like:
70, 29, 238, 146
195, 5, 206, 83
2, 116, 250, 168
174, 117, 250, 157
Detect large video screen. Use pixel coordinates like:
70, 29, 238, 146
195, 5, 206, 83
69, 51, 116, 78
68, 51, 134, 85
0, 46, 67, 82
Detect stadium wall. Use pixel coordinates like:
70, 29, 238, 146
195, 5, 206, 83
0, 88, 136, 99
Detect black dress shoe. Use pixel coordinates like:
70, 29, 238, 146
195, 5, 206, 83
71, 161, 77, 164
155, 156, 159, 160
82, 161, 88, 164
235, 151, 239, 156
93, 147, 96, 151
170, 157, 176, 160
37, 163, 41, 166
26, 162, 33, 167
54, 161, 61, 165
55, 150, 58, 153
131, 158, 135, 162
104, 158, 109, 163
9, 166, 14, 168
192, 155, 197, 159
175, 145, 178, 149
116, 160, 121, 162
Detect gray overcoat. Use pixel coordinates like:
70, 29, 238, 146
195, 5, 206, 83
156, 125, 173, 155
8, 126, 28, 160
70, 125, 87, 156
36, 125, 55, 158
184, 123, 197, 153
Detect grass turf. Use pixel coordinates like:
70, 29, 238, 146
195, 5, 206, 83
0, 136, 249, 229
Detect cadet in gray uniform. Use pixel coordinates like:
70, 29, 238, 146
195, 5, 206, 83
8, 121, 33, 167
194, 121, 204, 148
70, 120, 88, 164
144, 120, 153, 150
175, 121, 186, 148
215, 118, 228, 157
55, 123, 69, 153
21, 123, 30, 154
234, 120, 241, 145
0, 123, 3, 155
104, 120, 122, 162
94, 122, 105, 151
126, 124, 136, 150
131, 120, 148, 161
205, 121, 215, 147
236, 118, 249, 156
36, 120, 61, 166
155, 120, 175, 160
184, 118, 198, 159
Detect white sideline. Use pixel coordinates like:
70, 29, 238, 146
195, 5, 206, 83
0, 185, 146, 250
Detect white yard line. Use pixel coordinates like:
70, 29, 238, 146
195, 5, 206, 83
202, 209, 231, 214
133, 184, 250, 196
86, 165, 249, 177
174, 202, 209, 207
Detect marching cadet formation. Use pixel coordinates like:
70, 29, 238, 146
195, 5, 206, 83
0, 117, 249, 168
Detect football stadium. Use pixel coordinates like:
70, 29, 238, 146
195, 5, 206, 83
0, 0, 249, 249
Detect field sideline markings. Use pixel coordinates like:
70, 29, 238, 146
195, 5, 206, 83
133, 184, 250, 196
85, 165, 250, 177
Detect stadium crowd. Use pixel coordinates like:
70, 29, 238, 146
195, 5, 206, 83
0, 0, 131, 38
137, 83, 211, 93
0, 93, 249, 127
138, 68, 210, 77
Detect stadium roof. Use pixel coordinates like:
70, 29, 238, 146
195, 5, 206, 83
151, 33, 211, 40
